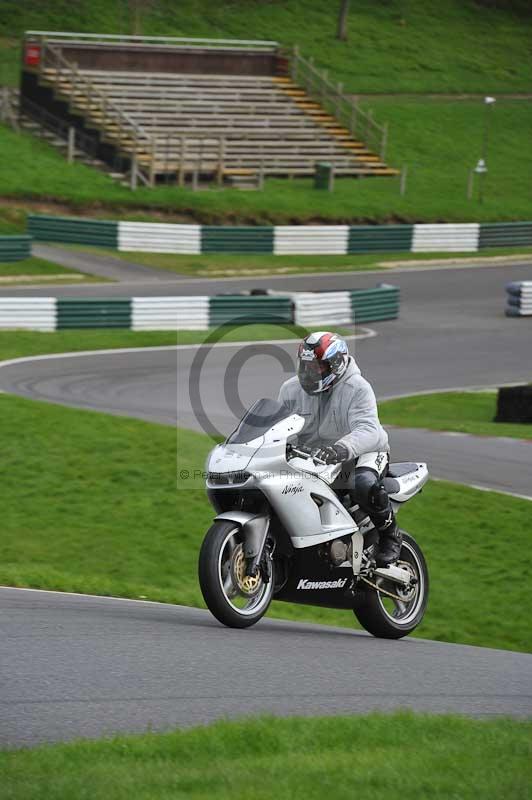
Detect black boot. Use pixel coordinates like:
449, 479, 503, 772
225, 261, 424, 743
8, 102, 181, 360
376, 522, 402, 566
368, 483, 402, 566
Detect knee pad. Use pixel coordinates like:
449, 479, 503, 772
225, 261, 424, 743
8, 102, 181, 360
369, 482, 389, 511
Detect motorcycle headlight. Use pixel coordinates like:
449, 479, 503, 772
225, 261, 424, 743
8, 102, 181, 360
207, 471, 251, 487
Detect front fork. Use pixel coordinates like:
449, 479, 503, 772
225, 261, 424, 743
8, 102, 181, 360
213, 511, 272, 581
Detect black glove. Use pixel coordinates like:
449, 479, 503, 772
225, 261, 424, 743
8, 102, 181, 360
311, 443, 349, 465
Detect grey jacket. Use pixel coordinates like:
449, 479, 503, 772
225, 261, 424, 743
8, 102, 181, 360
278, 357, 389, 460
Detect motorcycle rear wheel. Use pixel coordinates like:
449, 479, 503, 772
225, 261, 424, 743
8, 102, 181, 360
353, 531, 429, 639
198, 520, 274, 628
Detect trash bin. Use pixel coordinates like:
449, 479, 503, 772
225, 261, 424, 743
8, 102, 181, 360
314, 162, 334, 191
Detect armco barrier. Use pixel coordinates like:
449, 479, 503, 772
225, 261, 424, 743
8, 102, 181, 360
202, 226, 274, 253
274, 226, 349, 255
209, 295, 293, 326
0, 298, 56, 330
0, 286, 399, 330
350, 284, 400, 322
292, 291, 352, 327
506, 282, 532, 317
348, 225, 413, 253
480, 222, 532, 249
57, 299, 131, 329
411, 223, 479, 253
28, 215, 118, 247
26, 215, 532, 255
132, 297, 209, 330
119, 222, 201, 253
0, 235, 32, 262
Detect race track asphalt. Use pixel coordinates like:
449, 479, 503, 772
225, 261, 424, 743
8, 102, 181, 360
1, 261, 530, 495
0, 259, 531, 748
2, 587, 531, 748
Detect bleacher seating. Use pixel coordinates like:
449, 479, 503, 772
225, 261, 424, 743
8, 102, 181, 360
37, 67, 394, 180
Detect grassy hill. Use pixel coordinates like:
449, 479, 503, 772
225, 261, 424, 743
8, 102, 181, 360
0, 1, 531, 225
0, 391, 531, 653
1, 93, 531, 225
1, 0, 531, 93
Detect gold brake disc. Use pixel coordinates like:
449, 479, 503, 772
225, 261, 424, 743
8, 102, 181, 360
232, 546, 261, 596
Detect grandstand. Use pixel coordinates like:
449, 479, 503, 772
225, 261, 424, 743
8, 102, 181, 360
19, 32, 397, 187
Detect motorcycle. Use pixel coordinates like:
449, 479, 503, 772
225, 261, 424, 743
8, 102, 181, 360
198, 397, 429, 639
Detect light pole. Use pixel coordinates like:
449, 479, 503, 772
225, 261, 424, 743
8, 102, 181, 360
476, 96, 496, 204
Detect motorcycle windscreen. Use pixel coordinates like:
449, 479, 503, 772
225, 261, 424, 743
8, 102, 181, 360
226, 397, 291, 444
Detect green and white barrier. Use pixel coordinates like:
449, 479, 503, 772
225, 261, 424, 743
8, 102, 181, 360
0, 286, 398, 330
27, 216, 532, 255
291, 291, 352, 326
27, 216, 117, 247
350, 284, 400, 322
411, 223, 479, 253
132, 296, 210, 330
0, 236, 32, 262
274, 226, 349, 255
119, 222, 201, 254
0, 298, 56, 331
210, 295, 293, 326
56, 299, 132, 329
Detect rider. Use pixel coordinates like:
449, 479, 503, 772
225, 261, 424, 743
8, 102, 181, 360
278, 331, 401, 566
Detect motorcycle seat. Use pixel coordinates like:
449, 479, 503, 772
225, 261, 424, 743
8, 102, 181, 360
388, 461, 420, 478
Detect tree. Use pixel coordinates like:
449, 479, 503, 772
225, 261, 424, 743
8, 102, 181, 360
337, 0, 350, 40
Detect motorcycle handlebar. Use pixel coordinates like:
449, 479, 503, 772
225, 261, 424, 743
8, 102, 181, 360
286, 443, 327, 465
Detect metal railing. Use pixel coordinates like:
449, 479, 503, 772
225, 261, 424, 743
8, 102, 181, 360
38, 41, 156, 185
25, 31, 280, 53
18, 95, 100, 161
289, 46, 388, 161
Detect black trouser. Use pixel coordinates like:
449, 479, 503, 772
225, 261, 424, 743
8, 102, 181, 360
332, 457, 396, 534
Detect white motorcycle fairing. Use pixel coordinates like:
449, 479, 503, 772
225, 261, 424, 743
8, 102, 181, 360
207, 413, 356, 549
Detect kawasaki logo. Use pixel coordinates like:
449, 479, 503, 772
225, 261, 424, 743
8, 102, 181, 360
297, 578, 348, 591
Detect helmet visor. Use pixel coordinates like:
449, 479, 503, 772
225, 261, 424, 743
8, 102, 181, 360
297, 358, 331, 394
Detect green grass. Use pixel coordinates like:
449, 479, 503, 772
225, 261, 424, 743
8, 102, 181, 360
0, 256, 91, 281
0, 393, 531, 652
1, 3, 531, 227
379, 391, 532, 440
0, 326, 337, 363
1, 97, 531, 224
173, 324, 354, 343
0, 205, 27, 234
63, 243, 532, 277
2, 713, 531, 799
1, 0, 532, 93
0, 330, 179, 361
64, 245, 386, 276
0, 36, 19, 86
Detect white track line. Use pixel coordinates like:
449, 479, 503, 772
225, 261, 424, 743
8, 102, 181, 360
0, 328, 377, 372
0, 585, 173, 606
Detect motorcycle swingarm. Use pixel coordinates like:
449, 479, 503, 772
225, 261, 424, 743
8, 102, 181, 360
369, 563, 412, 587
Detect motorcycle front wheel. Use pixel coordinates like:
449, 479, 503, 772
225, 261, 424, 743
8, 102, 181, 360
198, 520, 274, 628
353, 531, 429, 639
